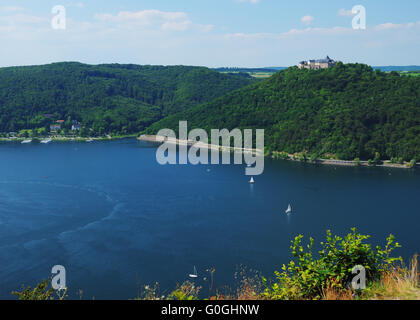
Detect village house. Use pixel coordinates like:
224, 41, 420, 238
50, 124, 61, 132
71, 120, 81, 131
298, 56, 336, 70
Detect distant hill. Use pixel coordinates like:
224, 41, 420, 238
146, 63, 420, 161
216, 66, 420, 72
0, 62, 254, 134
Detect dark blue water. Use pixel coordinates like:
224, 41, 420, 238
0, 139, 419, 299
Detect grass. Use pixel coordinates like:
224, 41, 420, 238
321, 256, 420, 300
363, 255, 419, 300
399, 71, 420, 77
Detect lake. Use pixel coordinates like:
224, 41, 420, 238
0, 138, 419, 299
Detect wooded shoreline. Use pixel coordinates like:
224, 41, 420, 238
138, 134, 264, 156
286, 156, 418, 169
139, 135, 418, 169
1, 134, 416, 169
0, 134, 137, 143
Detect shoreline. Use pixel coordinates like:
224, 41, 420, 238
0, 134, 137, 143
1, 134, 416, 169
139, 135, 418, 169
273, 152, 419, 169
138, 134, 264, 156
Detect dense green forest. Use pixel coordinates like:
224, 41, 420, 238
0, 62, 254, 135
146, 63, 420, 161
1, 62, 419, 161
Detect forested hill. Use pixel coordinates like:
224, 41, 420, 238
146, 63, 420, 161
0, 62, 254, 134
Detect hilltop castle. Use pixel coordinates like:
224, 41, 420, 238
298, 56, 336, 70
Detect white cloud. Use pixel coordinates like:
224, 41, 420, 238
236, 0, 261, 4
68, 2, 85, 9
198, 24, 215, 32
375, 21, 420, 30
225, 32, 272, 40
301, 15, 314, 25
283, 26, 352, 36
0, 13, 48, 26
94, 10, 193, 32
0, 6, 25, 13
95, 10, 188, 23
221, 20, 420, 66
0, 5, 419, 68
161, 20, 191, 32
338, 9, 355, 17
225, 26, 354, 40
375, 22, 401, 30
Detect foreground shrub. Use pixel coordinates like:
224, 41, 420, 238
262, 228, 402, 300
167, 281, 201, 300
12, 278, 67, 300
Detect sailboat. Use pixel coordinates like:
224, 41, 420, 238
285, 204, 292, 214
249, 177, 255, 184
189, 266, 198, 279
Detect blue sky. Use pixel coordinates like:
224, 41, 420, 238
0, 0, 419, 67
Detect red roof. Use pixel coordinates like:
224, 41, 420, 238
56, 120, 65, 123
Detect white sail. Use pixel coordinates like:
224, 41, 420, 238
285, 204, 292, 214
249, 177, 255, 184
189, 266, 198, 278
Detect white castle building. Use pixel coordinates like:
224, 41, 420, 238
298, 56, 336, 70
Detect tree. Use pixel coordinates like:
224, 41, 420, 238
373, 152, 382, 165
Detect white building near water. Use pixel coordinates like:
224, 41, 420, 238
298, 56, 336, 70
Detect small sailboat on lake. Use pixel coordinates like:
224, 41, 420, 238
189, 266, 198, 279
285, 204, 292, 214
249, 177, 255, 184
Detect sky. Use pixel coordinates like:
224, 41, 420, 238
0, 0, 419, 67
